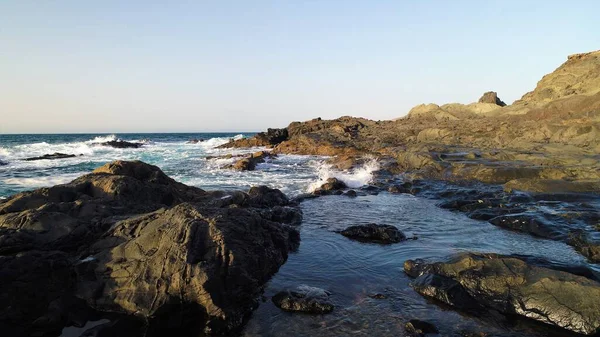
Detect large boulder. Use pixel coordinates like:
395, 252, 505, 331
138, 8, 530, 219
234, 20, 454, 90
0, 160, 301, 336
404, 253, 600, 335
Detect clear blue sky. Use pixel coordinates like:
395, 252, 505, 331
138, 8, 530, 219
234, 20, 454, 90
1, 1, 598, 133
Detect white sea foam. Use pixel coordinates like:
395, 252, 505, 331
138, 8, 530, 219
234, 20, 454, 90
86, 134, 117, 144
4, 173, 83, 188
307, 159, 380, 192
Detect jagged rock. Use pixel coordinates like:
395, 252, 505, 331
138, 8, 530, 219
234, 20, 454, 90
317, 178, 346, 191
404, 253, 600, 335
24, 153, 79, 161
338, 223, 406, 244
227, 151, 276, 171
0, 160, 300, 336
100, 140, 143, 148
478, 91, 506, 106
272, 285, 333, 314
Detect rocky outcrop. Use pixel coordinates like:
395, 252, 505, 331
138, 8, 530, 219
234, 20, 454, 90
272, 285, 333, 314
227, 151, 276, 171
187, 138, 204, 144
100, 140, 143, 148
518, 50, 600, 103
24, 153, 79, 161
404, 253, 600, 335
0, 160, 300, 336
478, 91, 506, 106
338, 224, 407, 244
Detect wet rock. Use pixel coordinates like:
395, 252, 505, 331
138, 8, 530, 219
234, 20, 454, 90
404, 319, 439, 336
264, 128, 289, 145
186, 138, 204, 144
404, 253, 600, 335
344, 190, 357, 197
272, 285, 333, 314
0, 160, 300, 336
0, 160, 7, 166
339, 223, 406, 244
568, 231, 600, 263
478, 91, 506, 107
100, 140, 143, 148
488, 214, 560, 239
24, 153, 79, 161
228, 151, 276, 171
388, 182, 414, 194
318, 178, 347, 191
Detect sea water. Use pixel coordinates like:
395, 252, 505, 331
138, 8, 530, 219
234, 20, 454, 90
0, 133, 595, 337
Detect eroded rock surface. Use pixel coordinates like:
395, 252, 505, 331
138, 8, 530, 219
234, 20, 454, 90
0, 160, 300, 336
339, 223, 406, 244
404, 253, 600, 335
272, 285, 333, 314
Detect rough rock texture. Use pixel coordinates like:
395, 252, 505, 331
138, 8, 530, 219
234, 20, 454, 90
218, 50, 600, 192
339, 224, 406, 244
0, 160, 300, 336
478, 91, 506, 106
24, 153, 79, 161
404, 253, 600, 335
272, 285, 333, 314
227, 151, 276, 171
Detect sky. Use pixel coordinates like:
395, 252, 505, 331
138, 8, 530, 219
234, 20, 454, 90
1, 1, 599, 133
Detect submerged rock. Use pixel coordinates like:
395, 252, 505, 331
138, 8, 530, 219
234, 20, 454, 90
100, 140, 143, 148
404, 319, 439, 336
23, 153, 79, 161
339, 223, 406, 244
187, 138, 204, 144
404, 253, 600, 335
0, 160, 300, 336
272, 285, 333, 314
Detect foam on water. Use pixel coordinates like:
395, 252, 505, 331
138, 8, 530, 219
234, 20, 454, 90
307, 159, 380, 192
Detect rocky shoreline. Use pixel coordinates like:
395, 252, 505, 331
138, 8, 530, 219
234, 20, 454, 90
1, 51, 599, 336
0, 161, 301, 336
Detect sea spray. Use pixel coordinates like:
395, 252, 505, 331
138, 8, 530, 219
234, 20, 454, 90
307, 158, 380, 192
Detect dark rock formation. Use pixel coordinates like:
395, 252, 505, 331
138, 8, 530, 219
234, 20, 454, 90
187, 138, 204, 144
0, 160, 8, 166
0, 160, 300, 336
404, 319, 439, 336
314, 178, 346, 193
227, 151, 276, 171
339, 223, 406, 244
478, 91, 506, 106
404, 253, 600, 335
24, 153, 78, 161
100, 140, 143, 148
272, 285, 333, 314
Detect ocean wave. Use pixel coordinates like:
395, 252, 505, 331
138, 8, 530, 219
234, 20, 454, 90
307, 159, 380, 192
85, 134, 118, 144
4, 173, 83, 188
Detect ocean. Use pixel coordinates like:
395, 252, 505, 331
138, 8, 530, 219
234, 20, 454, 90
0, 133, 376, 199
